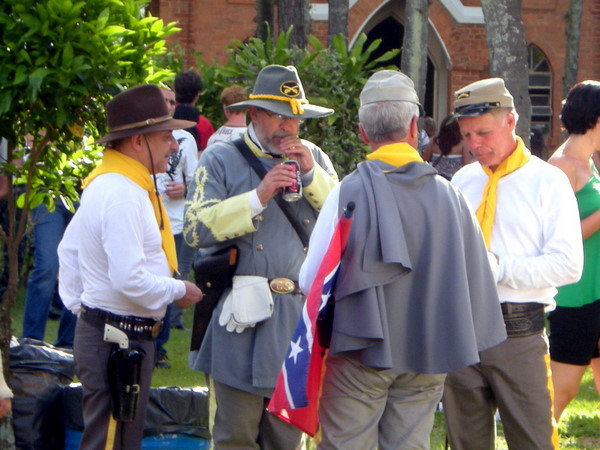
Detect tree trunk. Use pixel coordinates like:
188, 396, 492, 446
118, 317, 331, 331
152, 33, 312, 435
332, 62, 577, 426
480, 0, 532, 144
401, 0, 431, 102
278, 0, 310, 48
563, 0, 583, 97
256, 0, 275, 41
328, 0, 349, 47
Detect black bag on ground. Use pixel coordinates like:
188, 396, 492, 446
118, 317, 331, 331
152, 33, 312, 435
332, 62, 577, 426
190, 245, 238, 351
10, 337, 75, 450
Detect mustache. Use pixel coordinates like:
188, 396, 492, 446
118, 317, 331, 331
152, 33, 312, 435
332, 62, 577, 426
273, 132, 294, 139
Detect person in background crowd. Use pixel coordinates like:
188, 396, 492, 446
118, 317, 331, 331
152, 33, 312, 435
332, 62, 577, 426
185, 64, 338, 449
547, 80, 600, 421
174, 70, 215, 152
206, 85, 248, 147
422, 114, 470, 180
442, 77, 583, 449
531, 126, 547, 160
416, 116, 433, 156
22, 197, 78, 348
153, 85, 199, 367
58, 84, 203, 449
299, 70, 506, 449
0, 349, 13, 419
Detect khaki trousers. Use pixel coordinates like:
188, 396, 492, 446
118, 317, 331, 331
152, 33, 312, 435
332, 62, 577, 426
443, 332, 558, 450
318, 355, 445, 450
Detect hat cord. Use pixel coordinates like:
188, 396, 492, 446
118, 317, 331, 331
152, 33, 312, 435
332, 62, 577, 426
249, 94, 308, 115
143, 135, 165, 230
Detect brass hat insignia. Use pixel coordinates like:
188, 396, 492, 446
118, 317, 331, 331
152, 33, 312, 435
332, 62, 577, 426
280, 81, 300, 97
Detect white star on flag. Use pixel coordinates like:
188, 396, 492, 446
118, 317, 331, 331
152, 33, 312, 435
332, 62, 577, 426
288, 336, 303, 364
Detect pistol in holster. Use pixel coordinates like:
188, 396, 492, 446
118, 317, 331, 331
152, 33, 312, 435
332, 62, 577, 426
104, 324, 145, 422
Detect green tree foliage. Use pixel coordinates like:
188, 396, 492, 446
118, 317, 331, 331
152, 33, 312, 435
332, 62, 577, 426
1, 0, 178, 207
0, 2, 179, 427
196, 29, 399, 177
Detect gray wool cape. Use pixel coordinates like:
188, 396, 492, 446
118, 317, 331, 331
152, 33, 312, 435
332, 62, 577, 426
331, 159, 507, 374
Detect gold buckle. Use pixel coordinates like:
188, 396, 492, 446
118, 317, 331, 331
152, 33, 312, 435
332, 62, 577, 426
269, 278, 295, 295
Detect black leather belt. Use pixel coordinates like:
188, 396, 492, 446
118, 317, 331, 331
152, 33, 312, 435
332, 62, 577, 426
501, 302, 544, 337
80, 305, 163, 340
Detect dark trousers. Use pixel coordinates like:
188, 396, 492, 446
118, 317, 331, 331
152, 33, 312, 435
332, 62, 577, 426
74, 315, 155, 450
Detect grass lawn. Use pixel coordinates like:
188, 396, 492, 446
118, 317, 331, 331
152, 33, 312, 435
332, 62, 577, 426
9, 295, 600, 448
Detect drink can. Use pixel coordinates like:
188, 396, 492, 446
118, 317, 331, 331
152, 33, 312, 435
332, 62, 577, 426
282, 160, 302, 202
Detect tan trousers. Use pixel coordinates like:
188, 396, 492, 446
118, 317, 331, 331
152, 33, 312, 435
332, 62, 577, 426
318, 355, 446, 450
443, 332, 558, 450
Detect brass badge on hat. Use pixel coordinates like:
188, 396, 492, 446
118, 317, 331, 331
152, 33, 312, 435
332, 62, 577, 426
457, 92, 470, 99
280, 81, 300, 98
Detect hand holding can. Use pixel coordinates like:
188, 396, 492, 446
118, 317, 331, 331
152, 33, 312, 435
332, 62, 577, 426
282, 160, 302, 201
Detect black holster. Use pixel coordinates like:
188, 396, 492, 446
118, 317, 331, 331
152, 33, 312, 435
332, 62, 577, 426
107, 346, 144, 422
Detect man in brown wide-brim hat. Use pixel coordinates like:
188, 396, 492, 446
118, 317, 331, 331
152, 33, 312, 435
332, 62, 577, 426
184, 65, 339, 448
58, 84, 204, 450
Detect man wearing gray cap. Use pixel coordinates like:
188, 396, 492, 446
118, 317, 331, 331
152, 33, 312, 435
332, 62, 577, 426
299, 70, 506, 449
184, 65, 338, 449
442, 78, 583, 449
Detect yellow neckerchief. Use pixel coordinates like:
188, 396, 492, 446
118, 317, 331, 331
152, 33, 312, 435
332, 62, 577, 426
82, 149, 178, 275
366, 142, 424, 167
476, 136, 530, 249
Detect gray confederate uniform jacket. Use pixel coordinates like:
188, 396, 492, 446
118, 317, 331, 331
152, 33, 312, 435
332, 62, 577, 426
184, 133, 337, 396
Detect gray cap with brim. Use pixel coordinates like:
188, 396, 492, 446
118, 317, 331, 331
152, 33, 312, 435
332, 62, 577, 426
453, 77, 515, 117
359, 70, 424, 115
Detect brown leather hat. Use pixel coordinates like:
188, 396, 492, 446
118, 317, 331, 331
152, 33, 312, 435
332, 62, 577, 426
226, 65, 334, 119
97, 84, 196, 143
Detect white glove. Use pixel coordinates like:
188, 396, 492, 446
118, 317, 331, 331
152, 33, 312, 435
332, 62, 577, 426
219, 276, 274, 333
218, 290, 246, 333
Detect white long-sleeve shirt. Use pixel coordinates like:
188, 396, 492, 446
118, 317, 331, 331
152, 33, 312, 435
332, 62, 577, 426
58, 173, 185, 318
452, 157, 583, 308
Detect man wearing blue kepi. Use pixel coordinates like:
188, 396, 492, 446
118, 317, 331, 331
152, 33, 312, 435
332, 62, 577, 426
443, 78, 584, 449
184, 65, 338, 449
299, 70, 507, 449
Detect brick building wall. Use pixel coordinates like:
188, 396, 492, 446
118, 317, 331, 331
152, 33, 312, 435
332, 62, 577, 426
155, 0, 600, 148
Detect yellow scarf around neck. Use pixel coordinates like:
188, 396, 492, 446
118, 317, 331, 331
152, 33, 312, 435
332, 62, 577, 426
82, 149, 178, 275
476, 136, 530, 248
366, 142, 424, 167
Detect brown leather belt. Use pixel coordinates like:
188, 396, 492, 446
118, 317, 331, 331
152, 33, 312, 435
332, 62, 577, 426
268, 278, 302, 295
80, 304, 163, 340
501, 302, 544, 338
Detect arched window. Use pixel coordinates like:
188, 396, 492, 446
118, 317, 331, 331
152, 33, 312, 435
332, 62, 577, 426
528, 45, 552, 135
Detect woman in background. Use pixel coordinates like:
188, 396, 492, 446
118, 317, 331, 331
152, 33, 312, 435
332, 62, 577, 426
548, 80, 600, 421
422, 115, 470, 180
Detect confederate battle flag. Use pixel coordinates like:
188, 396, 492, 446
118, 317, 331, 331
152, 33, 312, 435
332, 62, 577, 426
267, 202, 355, 436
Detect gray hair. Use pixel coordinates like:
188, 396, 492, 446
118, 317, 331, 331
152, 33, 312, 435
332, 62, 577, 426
358, 101, 420, 143
490, 107, 519, 126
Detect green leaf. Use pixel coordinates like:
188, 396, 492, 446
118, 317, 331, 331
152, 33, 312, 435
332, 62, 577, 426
29, 68, 51, 100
